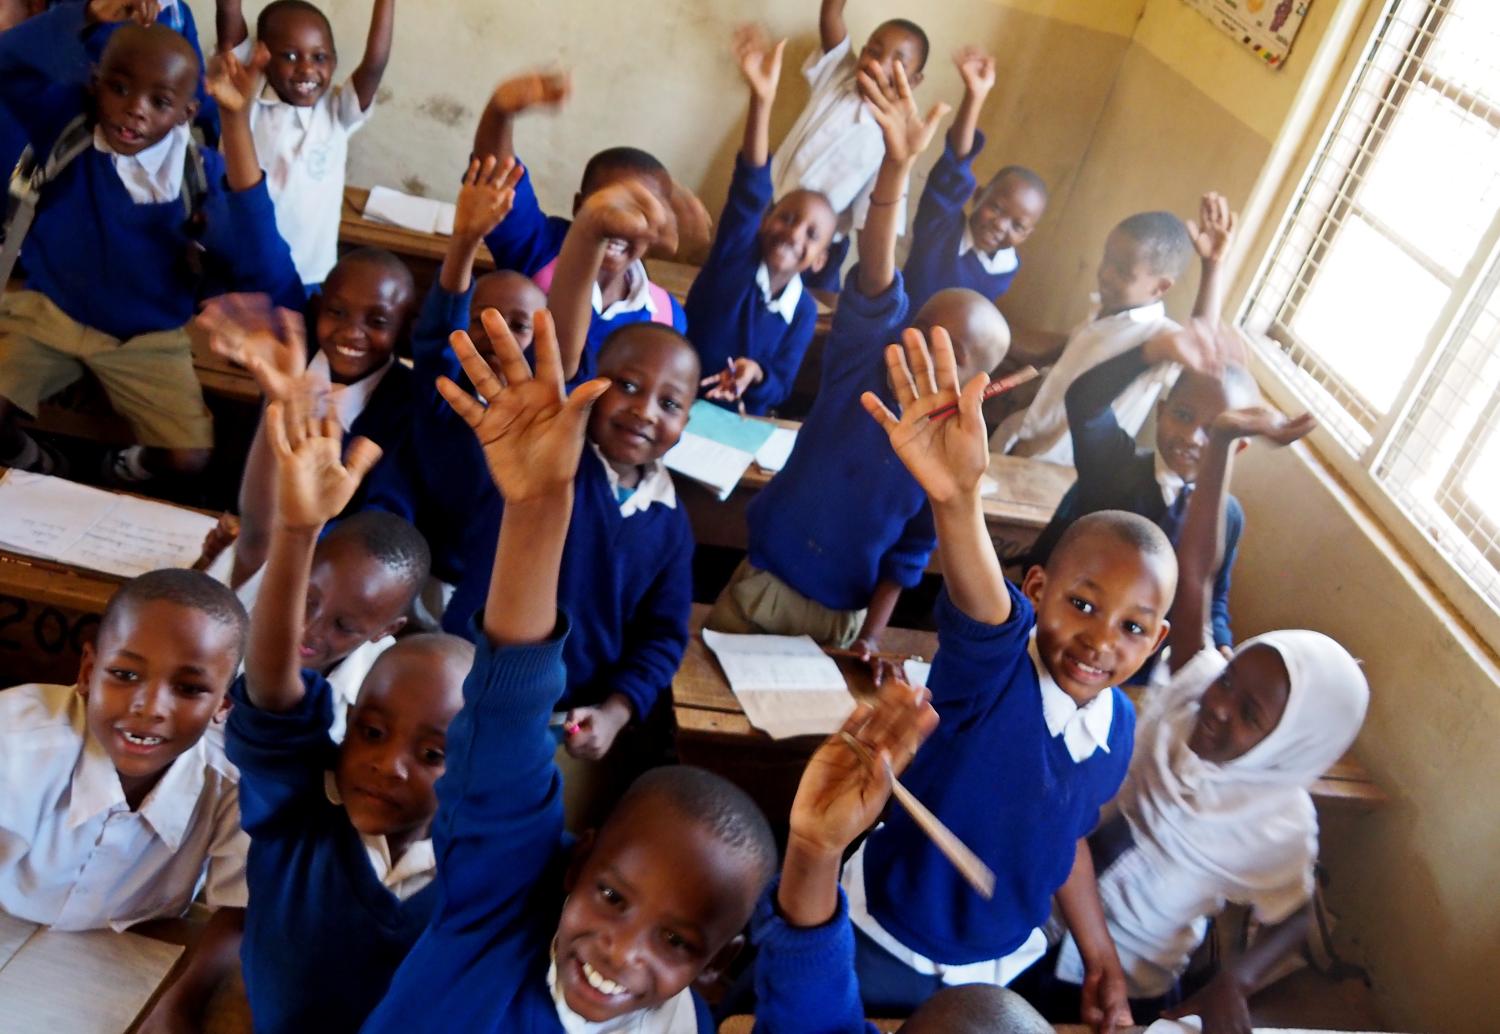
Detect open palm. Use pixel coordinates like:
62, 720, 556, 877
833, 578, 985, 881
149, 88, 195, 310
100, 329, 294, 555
265, 401, 382, 530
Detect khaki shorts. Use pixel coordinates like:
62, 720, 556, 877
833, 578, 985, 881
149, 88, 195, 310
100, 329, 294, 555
0, 290, 213, 449
705, 558, 867, 648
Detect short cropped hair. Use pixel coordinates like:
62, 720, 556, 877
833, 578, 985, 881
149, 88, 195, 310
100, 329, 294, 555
1115, 210, 1194, 277
985, 165, 1048, 204
879, 18, 931, 71
1052, 509, 1175, 571
256, 0, 334, 43
597, 321, 699, 373
321, 511, 431, 594
580, 146, 669, 197
615, 766, 777, 884
99, 569, 250, 667
330, 247, 416, 301
903, 984, 1052, 1034
101, 22, 202, 79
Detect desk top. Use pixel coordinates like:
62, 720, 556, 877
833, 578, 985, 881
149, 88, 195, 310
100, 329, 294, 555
342, 186, 496, 270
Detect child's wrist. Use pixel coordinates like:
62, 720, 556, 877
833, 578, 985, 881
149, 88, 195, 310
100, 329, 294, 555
272, 520, 323, 539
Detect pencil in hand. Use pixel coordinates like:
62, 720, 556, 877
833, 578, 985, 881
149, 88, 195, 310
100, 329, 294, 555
926, 365, 1040, 424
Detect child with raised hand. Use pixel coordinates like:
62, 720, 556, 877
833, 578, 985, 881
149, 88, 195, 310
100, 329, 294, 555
996, 193, 1237, 467
225, 387, 473, 1034
687, 25, 836, 416
772, 0, 931, 290
217, 0, 396, 288
362, 313, 778, 1034
902, 46, 1049, 315
1040, 391, 1353, 1034
0, 568, 250, 1032
0, 0, 296, 484
853, 327, 1178, 1026
711, 59, 1003, 677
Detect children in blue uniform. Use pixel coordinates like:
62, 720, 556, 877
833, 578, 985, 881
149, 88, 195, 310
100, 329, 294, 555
902, 46, 1048, 315
688, 27, 835, 416
225, 392, 472, 1034
361, 315, 777, 1034
0, 5, 296, 480
850, 329, 1180, 1023
708, 59, 1008, 663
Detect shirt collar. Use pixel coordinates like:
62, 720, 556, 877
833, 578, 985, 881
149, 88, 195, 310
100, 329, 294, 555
307, 351, 394, 432
958, 225, 1020, 276
1090, 294, 1168, 325
589, 444, 676, 517
1028, 630, 1115, 763
593, 261, 655, 320
92, 123, 190, 203
754, 263, 803, 324
1155, 451, 1189, 508
322, 772, 437, 895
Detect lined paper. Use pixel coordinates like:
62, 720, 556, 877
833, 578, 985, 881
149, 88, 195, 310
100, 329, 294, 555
702, 629, 855, 739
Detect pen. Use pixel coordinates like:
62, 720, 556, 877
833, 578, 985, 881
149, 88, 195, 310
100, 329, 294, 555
926, 366, 1040, 424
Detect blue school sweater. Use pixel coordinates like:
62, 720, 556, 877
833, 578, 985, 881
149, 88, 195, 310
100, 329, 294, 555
0, 5, 297, 341
746, 269, 935, 611
750, 884, 880, 1034
482, 160, 687, 382
225, 673, 439, 1034
684, 156, 820, 416
860, 584, 1135, 964
901, 132, 1021, 315
360, 618, 717, 1033
1028, 344, 1241, 649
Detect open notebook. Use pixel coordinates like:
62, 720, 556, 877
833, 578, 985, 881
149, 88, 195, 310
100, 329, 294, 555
701, 629, 855, 739
664, 402, 797, 499
362, 185, 457, 236
0, 470, 217, 579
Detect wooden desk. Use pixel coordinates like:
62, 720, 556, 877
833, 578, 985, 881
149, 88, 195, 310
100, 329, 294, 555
678, 446, 1075, 571
341, 186, 495, 285
719, 1018, 1101, 1033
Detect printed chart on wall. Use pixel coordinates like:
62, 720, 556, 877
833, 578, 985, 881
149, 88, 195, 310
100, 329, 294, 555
1183, 0, 1310, 69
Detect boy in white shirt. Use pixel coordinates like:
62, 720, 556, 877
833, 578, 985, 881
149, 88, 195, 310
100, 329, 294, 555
772, 0, 928, 289
0, 568, 250, 1029
218, 0, 396, 288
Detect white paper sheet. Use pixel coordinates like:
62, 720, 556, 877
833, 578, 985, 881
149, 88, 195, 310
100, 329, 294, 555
664, 434, 756, 501
0, 473, 122, 559
902, 659, 932, 688
363, 185, 457, 236
752, 427, 798, 473
702, 629, 855, 739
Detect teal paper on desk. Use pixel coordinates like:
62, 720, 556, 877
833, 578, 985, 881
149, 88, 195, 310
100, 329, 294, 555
682, 400, 777, 453
664, 401, 780, 501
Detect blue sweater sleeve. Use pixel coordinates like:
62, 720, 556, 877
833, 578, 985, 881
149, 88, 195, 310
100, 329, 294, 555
751, 883, 876, 1034
913, 131, 983, 242
1064, 344, 1155, 486
928, 581, 1036, 710
481, 161, 565, 276
596, 519, 693, 720
878, 499, 935, 590
824, 266, 910, 369
411, 279, 473, 380
427, 615, 570, 934
743, 291, 818, 415
0, 3, 90, 144
203, 169, 303, 303
223, 671, 337, 836
669, 293, 688, 333
1212, 495, 1243, 649
709, 155, 773, 267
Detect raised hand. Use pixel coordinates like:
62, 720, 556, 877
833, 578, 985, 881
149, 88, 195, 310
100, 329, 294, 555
490, 69, 571, 115
857, 59, 950, 166
953, 45, 996, 97
452, 155, 524, 241
87, 0, 159, 25
1212, 405, 1316, 445
205, 44, 269, 115
1187, 191, 1237, 265
861, 327, 992, 504
196, 294, 311, 403
265, 393, 383, 531
734, 24, 786, 103
436, 308, 610, 502
700, 357, 762, 402
1143, 316, 1249, 379
576, 179, 680, 257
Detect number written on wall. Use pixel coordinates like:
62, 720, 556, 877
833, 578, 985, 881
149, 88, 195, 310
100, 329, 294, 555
0, 595, 99, 685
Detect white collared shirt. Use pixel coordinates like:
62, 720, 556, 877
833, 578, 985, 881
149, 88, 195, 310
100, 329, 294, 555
1029, 630, 1115, 764
93, 123, 190, 204
958, 225, 1020, 276
594, 261, 657, 320
769, 37, 904, 236
546, 944, 700, 1033
249, 78, 371, 284
589, 444, 677, 518
0, 683, 248, 931
755, 263, 803, 324
322, 774, 435, 900
1154, 452, 1189, 509
306, 350, 394, 432
993, 298, 1178, 467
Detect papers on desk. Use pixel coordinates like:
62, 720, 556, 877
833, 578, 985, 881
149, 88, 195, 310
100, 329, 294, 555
702, 629, 855, 739
0, 471, 218, 579
362, 185, 457, 236
752, 426, 798, 473
0, 915, 183, 1033
664, 401, 778, 500
1145, 1024, 1391, 1034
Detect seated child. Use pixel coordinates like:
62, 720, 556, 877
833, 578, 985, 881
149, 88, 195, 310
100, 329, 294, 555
772, 0, 929, 290
994, 194, 1236, 466
1028, 321, 1261, 657
0, 4, 295, 482
902, 46, 1048, 314
688, 26, 835, 416
360, 317, 776, 1032
708, 63, 1006, 665
218, 0, 396, 288
472, 69, 692, 380
0, 568, 250, 1028
850, 329, 1177, 1023
224, 392, 472, 1034
1041, 402, 1357, 1034
87, 0, 223, 145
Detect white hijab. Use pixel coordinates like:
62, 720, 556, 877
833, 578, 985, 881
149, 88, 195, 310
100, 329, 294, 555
1120, 631, 1370, 900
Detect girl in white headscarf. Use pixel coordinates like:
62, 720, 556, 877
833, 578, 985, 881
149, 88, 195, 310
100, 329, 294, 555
1049, 402, 1365, 1034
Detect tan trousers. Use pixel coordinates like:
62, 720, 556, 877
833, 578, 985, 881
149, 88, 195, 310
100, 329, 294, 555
705, 559, 867, 648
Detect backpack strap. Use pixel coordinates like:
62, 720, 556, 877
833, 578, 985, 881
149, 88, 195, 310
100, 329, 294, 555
0, 114, 93, 289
